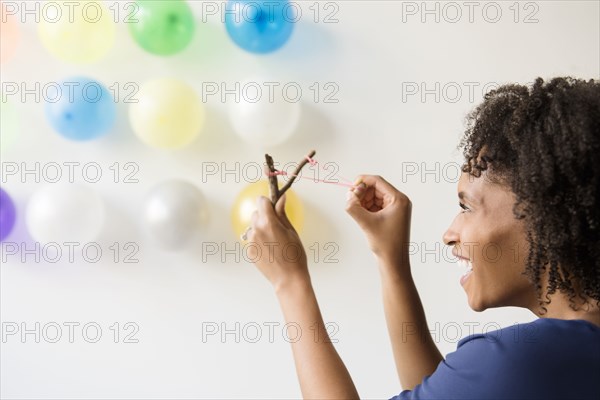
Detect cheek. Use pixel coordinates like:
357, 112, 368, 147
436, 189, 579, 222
469, 223, 533, 307
466, 215, 525, 268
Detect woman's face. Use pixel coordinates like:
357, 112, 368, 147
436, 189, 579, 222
442, 171, 538, 311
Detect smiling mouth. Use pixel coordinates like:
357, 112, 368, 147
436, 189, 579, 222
458, 259, 473, 285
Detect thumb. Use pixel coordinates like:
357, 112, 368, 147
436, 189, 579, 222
345, 183, 369, 222
275, 193, 294, 230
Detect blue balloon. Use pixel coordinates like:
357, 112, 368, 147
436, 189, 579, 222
225, 0, 295, 54
45, 77, 116, 141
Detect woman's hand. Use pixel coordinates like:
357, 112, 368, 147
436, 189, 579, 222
246, 194, 309, 292
345, 175, 412, 267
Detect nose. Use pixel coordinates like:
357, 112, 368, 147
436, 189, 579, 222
442, 219, 459, 246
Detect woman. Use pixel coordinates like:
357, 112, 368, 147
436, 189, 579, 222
245, 77, 600, 399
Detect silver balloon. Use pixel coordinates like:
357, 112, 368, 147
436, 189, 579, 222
142, 180, 208, 250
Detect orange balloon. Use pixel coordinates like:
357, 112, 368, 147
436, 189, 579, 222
1, 2, 20, 63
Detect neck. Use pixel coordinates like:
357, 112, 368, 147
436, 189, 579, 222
528, 291, 600, 327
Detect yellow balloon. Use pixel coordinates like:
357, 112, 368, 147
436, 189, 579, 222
232, 180, 304, 238
129, 79, 204, 149
38, 1, 115, 63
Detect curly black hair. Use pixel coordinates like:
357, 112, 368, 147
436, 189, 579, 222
458, 77, 600, 312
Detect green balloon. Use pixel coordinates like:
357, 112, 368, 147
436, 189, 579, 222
129, 0, 195, 56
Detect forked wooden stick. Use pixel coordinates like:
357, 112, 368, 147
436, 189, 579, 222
265, 153, 279, 204
264, 150, 316, 205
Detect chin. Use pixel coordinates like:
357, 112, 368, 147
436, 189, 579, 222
466, 293, 491, 312
468, 299, 487, 312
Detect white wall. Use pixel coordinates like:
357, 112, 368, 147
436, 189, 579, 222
1, 1, 599, 398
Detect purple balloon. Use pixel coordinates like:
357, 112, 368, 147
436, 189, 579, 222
0, 188, 16, 242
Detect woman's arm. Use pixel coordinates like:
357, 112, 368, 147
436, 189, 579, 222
378, 259, 444, 390
247, 196, 359, 399
346, 176, 443, 390
276, 278, 359, 399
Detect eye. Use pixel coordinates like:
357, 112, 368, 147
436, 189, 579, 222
459, 202, 470, 213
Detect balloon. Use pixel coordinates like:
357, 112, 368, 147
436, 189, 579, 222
1, 2, 20, 63
45, 77, 116, 141
26, 184, 105, 244
0, 97, 19, 152
0, 187, 16, 242
129, 0, 195, 56
142, 180, 208, 250
229, 79, 300, 146
231, 180, 303, 238
38, 0, 115, 64
129, 79, 204, 149
225, 0, 295, 54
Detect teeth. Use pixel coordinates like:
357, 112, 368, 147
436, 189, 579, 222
458, 259, 473, 275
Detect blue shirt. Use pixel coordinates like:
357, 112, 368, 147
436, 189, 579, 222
390, 318, 600, 400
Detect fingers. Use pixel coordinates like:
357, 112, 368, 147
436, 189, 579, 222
346, 174, 406, 225
352, 175, 404, 209
352, 181, 368, 199
248, 197, 273, 238
257, 196, 276, 217
255, 195, 294, 232
274, 194, 294, 230
356, 174, 393, 188
274, 194, 285, 215
359, 187, 381, 211
346, 176, 386, 214
355, 175, 396, 196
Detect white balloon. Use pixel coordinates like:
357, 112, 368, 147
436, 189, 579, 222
142, 180, 207, 250
228, 79, 301, 146
26, 184, 105, 244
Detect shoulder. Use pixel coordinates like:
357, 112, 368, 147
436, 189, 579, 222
453, 318, 600, 398
456, 318, 600, 353
391, 319, 600, 400
453, 318, 600, 374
